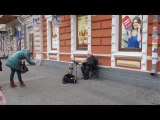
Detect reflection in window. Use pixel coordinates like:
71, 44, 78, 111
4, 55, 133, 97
77, 15, 88, 50
119, 15, 143, 51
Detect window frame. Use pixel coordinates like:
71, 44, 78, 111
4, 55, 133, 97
118, 15, 143, 52
50, 21, 57, 50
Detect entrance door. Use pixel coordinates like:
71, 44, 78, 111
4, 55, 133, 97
29, 34, 34, 59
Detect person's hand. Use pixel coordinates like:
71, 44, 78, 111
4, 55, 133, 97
137, 24, 141, 31
127, 30, 132, 39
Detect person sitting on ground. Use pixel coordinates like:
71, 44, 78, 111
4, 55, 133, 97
81, 52, 97, 80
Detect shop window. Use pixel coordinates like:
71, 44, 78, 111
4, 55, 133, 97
76, 15, 88, 50
50, 22, 58, 50
119, 15, 143, 52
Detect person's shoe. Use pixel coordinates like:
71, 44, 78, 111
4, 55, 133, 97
10, 81, 17, 88
19, 80, 26, 87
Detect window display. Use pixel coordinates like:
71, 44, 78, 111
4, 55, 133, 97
119, 15, 143, 51
77, 15, 88, 50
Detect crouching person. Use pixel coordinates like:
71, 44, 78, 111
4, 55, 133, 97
6, 50, 36, 88
81, 52, 97, 80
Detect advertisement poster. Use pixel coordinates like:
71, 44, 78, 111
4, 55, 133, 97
51, 25, 58, 49
122, 16, 132, 30
151, 15, 159, 65
121, 15, 143, 49
78, 16, 88, 49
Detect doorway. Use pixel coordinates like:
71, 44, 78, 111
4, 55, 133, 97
29, 34, 34, 59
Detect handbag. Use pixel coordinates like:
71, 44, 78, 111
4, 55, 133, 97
21, 63, 29, 74
0, 90, 6, 105
62, 74, 77, 84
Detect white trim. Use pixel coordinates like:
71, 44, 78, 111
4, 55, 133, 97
48, 50, 58, 53
72, 51, 89, 55
114, 52, 142, 58
46, 15, 60, 61
23, 16, 32, 25
71, 15, 92, 59
25, 19, 33, 50
46, 18, 51, 59
45, 15, 52, 19
111, 15, 119, 67
141, 15, 148, 71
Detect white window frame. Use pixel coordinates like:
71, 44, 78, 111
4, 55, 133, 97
70, 15, 91, 59
45, 15, 60, 61
111, 15, 148, 71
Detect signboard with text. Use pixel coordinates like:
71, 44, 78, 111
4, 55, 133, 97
32, 15, 40, 28
122, 16, 132, 30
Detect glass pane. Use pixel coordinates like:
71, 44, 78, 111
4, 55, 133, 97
121, 15, 143, 49
77, 15, 88, 49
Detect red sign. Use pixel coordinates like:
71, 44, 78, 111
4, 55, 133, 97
122, 16, 132, 30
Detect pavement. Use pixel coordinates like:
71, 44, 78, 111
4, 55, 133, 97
1, 59, 160, 105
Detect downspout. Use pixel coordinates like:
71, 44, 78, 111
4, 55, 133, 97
17, 16, 26, 50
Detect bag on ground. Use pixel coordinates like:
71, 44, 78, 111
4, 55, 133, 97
62, 74, 77, 84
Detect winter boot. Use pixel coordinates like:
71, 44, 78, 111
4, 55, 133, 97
10, 80, 17, 88
19, 80, 26, 87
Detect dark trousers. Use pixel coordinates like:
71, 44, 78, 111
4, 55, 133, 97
10, 68, 22, 81
81, 64, 92, 79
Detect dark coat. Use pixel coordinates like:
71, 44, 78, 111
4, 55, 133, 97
86, 55, 97, 66
6, 50, 35, 71
0, 60, 2, 71
83, 55, 97, 67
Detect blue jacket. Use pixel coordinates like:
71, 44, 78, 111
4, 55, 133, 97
6, 50, 35, 71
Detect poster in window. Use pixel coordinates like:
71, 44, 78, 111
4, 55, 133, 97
121, 15, 143, 49
51, 26, 58, 49
78, 16, 88, 48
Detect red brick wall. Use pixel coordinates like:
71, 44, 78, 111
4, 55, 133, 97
43, 16, 47, 59
59, 54, 70, 62
147, 15, 160, 72
91, 15, 112, 66
59, 15, 71, 62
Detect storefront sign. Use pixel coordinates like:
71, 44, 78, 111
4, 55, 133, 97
52, 15, 61, 26
122, 16, 132, 30
32, 15, 40, 28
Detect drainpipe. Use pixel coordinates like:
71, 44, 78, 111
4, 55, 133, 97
150, 15, 159, 76
17, 16, 26, 50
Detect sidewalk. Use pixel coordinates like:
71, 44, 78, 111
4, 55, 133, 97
1, 59, 160, 105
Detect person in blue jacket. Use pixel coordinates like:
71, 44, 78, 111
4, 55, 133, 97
127, 16, 142, 48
